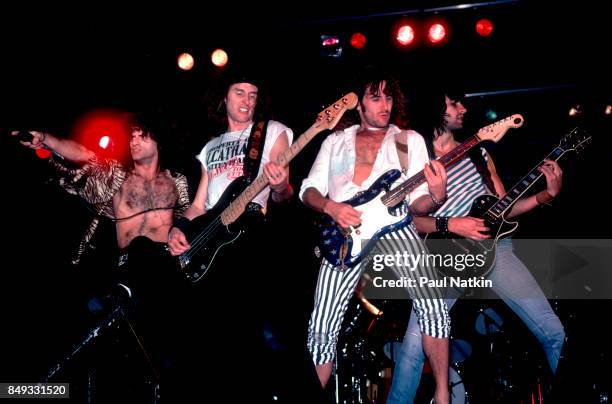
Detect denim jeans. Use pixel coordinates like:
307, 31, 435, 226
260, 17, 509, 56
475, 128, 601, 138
386, 239, 565, 404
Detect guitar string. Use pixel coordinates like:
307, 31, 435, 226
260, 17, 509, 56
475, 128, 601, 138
180, 127, 250, 261
181, 103, 353, 268
182, 217, 223, 261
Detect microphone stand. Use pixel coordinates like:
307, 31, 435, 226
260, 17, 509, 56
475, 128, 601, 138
45, 305, 125, 382
44, 300, 160, 403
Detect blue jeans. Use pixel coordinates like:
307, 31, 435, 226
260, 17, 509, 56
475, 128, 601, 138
386, 239, 565, 404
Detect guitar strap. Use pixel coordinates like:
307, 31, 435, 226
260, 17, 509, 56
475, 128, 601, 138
397, 130, 498, 197
243, 120, 269, 184
394, 130, 410, 175
468, 147, 498, 197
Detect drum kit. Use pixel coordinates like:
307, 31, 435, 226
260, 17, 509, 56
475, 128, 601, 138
335, 295, 552, 403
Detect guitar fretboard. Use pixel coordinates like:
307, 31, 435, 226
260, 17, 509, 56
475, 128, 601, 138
218, 93, 357, 225
488, 147, 565, 217
382, 135, 481, 207
220, 122, 324, 225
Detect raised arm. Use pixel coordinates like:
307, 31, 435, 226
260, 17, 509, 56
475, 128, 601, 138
12, 130, 94, 165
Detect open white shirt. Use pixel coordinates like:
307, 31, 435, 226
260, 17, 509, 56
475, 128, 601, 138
299, 124, 431, 204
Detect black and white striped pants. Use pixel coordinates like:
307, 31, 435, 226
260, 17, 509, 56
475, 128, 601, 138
307, 223, 450, 365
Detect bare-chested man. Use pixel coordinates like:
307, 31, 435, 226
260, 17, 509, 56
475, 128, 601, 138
13, 113, 190, 395
13, 113, 189, 260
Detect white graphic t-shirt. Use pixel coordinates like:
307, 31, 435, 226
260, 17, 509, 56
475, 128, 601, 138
197, 120, 293, 210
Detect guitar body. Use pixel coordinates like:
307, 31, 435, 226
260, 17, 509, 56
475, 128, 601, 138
179, 177, 250, 282
424, 127, 591, 280
425, 194, 518, 279
317, 170, 413, 268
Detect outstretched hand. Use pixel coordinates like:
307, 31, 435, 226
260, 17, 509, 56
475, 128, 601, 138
11, 130, 46, 149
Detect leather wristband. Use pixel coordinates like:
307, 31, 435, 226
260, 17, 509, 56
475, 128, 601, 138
173, 216, 192, 234
435, 216, 449, 234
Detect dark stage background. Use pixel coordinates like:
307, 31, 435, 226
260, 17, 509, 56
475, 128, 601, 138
1, 1, 610, 402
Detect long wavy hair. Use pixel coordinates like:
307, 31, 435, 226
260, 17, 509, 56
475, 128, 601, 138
337, 66, 409, 130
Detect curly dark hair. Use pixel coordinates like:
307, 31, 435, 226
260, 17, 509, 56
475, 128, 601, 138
338, 66, 409, 130
408, 85, 465, 157
124, 111, 171, 171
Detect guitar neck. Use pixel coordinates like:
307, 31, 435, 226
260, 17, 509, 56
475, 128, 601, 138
488, 146, 566, 217
220, 123, 321, 225
382, 135, 481, 206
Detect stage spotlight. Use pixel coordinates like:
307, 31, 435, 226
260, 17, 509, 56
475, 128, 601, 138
177, 52, 194, 71
350, 32, 367, 49
72, 110, 130, 161
211, 49, 228, 67
321, 35, 343, 58
99, 135, 112, 150
605, 105, 611, 115
427, 22, 447, 44
476, 18, 494, 37
568, 105, 583, 116
395, 24, 416, 46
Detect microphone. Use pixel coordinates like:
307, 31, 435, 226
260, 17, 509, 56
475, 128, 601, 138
87, 283, 133, 314
15, 130, 35, 143
14, 130, 64, 160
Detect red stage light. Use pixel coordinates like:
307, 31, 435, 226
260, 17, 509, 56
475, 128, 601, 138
396, 24, 416, 46
322, 36, 340, 47
99, 135, 111, 149
350, 32, 367, 49
72, 110, 130, 161
476, 18, 494, 36
427, 23, 447, 44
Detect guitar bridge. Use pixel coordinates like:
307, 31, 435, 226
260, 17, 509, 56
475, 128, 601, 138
179, 255, 190, 269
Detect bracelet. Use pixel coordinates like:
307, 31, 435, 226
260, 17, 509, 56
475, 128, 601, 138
536, 190, 554, 205
271, 183, 293, 204
271, 182, 291, 194
172, 216, 192, 234
431, 193, 447, 206
435, 216, 449, 233
33, 132, 47, 149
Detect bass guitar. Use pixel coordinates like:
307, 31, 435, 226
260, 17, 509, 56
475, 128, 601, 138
180, 93, 358, 282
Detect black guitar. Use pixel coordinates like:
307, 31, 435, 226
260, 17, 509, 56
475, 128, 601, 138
179, 93, 358, 283
425, 127, 591, 280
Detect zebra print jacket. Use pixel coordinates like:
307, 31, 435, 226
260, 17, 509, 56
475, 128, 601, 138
49, 154, 190, 264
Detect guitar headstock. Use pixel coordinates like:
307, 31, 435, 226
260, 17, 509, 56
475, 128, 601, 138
315, 93, 358, 131
476, 114, 524, 143
559, 127, 592, 153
